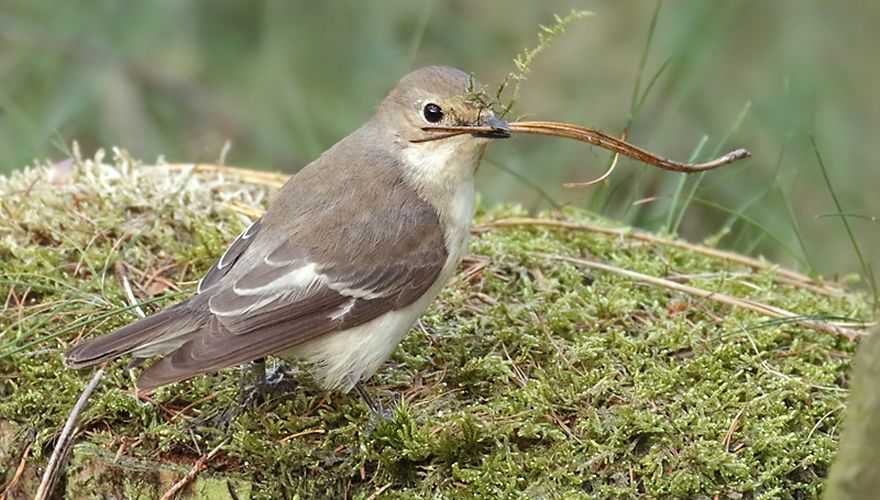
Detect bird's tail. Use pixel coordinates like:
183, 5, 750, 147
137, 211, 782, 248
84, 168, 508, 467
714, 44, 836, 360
63, 302, 200, 369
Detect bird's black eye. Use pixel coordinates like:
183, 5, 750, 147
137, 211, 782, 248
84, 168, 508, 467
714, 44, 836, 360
422, 103, 444, 123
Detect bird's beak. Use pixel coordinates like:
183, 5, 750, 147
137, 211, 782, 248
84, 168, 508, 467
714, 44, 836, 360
414, 114, 511, 143
472, 115, 511, 139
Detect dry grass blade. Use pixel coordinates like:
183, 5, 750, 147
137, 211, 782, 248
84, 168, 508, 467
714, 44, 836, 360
420, 120, 750, 173
479, 217, 844, 297
220, 200, 265, 219
563, 129, 627, 187
542, 253, 866, 340
164, 163, 289, 188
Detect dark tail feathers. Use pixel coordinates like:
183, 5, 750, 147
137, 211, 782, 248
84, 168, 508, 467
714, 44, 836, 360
64, 302, 196, 369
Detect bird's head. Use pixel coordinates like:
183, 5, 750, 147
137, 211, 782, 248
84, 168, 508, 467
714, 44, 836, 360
373, 66, 509, 181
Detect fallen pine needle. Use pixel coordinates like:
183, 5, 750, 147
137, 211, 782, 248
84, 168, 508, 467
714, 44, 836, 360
279, 428, 327, 443
723, 405, 747, 452
159, 438, 229, 500
0, 442, 32, 500
366, 483, 394, 500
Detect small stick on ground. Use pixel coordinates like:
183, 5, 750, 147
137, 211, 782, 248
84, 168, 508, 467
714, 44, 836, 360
159, 438, 229, 500
542, 253, 866, 340
34, 370, 102, 500
36, 263, 149, 499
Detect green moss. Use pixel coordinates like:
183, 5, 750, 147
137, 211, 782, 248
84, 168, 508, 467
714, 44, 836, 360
0, 150, 871, 498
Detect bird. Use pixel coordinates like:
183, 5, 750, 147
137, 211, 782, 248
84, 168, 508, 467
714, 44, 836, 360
64, 66, 511, 406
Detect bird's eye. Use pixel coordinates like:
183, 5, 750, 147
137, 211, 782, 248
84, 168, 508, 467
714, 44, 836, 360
422, 103, 444, 123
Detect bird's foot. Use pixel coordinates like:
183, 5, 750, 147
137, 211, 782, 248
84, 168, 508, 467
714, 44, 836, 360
240, 360, 299, 407
207, 359, 299, 427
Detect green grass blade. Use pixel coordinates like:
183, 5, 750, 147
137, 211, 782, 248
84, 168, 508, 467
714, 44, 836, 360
0, 292, 185, 359
485, 159, 562, 209
691, 196, 811, 268
815, 212, 878, 222
670, 101, 751, 234
811, 132, 878, 309
590, 0, 663, 213
665, 135, 707, 232
779, 184, 816, 274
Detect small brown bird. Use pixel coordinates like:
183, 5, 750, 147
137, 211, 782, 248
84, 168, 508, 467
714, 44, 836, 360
64, 66, 510, 402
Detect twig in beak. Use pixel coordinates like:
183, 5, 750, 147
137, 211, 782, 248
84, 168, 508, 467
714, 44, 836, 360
418, 120, 751, 174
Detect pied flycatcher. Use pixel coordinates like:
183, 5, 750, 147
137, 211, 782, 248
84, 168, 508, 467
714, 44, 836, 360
64, 66, 510, 397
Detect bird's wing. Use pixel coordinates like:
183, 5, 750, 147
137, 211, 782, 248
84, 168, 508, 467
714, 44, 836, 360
137, 164, 449, 389
196, 217, 263, 294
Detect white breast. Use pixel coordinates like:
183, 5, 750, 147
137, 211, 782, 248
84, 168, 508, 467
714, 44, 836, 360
286, 285, 439, 392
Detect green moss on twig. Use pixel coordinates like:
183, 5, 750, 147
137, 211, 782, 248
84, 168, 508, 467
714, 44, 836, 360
462, 10, 593, 118
0, 151, 872, 498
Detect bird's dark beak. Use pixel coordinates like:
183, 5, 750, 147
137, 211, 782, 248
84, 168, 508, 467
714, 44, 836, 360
472, 115, 511, 139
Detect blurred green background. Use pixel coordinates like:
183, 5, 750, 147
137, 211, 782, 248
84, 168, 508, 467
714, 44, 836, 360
0, 1, 876, 295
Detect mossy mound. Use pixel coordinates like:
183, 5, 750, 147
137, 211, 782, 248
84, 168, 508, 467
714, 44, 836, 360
0, 150, 871, 498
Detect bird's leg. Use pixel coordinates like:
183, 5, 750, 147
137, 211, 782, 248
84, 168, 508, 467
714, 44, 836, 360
239, 358, 299, 407
238, 358, 267, 403
354, 382, 385, 418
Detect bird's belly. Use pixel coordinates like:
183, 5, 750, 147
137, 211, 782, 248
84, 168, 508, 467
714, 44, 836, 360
283, 288, 438, 392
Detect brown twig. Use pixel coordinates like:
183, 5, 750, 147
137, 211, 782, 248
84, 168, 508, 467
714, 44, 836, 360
0, 443, 33, 500
419, 120, 751, 173
541, 253, 866, 340
159, 438, 229, 500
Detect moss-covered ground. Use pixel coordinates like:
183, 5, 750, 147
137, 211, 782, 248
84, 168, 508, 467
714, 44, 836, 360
0, 150, 872, 498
